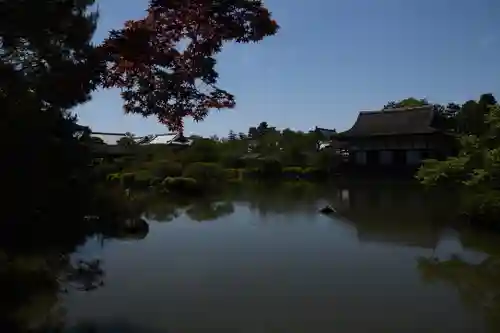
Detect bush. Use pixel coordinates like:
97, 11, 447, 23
183, 162, 225, 186
152, 160, 182, 178
302, 167, 327, 180
161, 177, 199, 194
133, 170, 155, 188
242, 167, 260, 179
121, 173, 135, 188
94, 163, 120, 180
282, 167, 303, 180
149, 177, 162, 187
106, 173, 122, 184
220, 154, 245, 169
225, 168, 242, 181
461, 189, 500, 228
255, 158, 282, 178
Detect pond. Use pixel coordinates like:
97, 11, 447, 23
12, 180, 500, 332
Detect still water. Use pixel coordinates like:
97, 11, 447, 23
50, 181, 500, 331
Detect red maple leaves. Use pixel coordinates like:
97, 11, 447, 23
100, 0, 279, 130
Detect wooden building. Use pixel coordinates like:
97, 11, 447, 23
335, 106, 455, 167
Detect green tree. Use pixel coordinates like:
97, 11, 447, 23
383, 97, 429, 109
1, 0, 100, 224
117, 136, 136, 147
417, 103, 500, 226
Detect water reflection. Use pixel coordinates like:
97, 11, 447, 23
417, 229, 500, 332
0, 253, 106, 332
7, 180, 500, 332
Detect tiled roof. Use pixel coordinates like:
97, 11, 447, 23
338, 106, 438, 138
315, 127, 337, 138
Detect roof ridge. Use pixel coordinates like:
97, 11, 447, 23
91, 132, 127, 136
360, 105, 433, 114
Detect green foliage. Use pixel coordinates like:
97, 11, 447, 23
309, 149, 338, 171
254, 158, 282, 178
220, 153, 246, 169
151, 160, 183, 178
282, 167, 303, 180
183, 162, 225, 186
133, 170, 155, 188
94, 163, 120, 180
417, 103, 500, 225
302, 167, 327, 180
180, 139, 221, 164
121, 173, 135, 188
117, 137, 136, 147
383, 97, 429, 110
1, 0, 101, 224
225, 168, 242, 181
161, 177, 199, 194
106, 173, 122, 184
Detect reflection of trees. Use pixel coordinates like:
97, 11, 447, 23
333, 181, 451, 249
67, 320, 165, 332
185, 201, 235, 222
0, 253, 106, 332
417, 256, 500, 332
142, 198, 188, 222
239, 182, 323, 216
103, 218, 150, 241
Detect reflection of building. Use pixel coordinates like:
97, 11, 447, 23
334, 106, 454, 167
333, 183, 443, 249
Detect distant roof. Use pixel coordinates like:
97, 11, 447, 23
90, 133, 127, 145
148, 133, 179, 145
91, 131, 127, 136
337, 106, 438, 138
315, 127, 337, 138
147, 133, 192, 146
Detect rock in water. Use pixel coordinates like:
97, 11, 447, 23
319, 205, 336, 214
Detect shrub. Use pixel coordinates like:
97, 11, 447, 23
255, 158, 282, 178
302, 167, 327, 180
220, 154, 246, 169
242, 167, 260, 179
133, 170, 155, 188
183, 162, 225, 186
461, 189, 500, 228
106, 173, 122, 184
94, 163, 120, 180
149, 176, 163, 187
121, 173, 135, 188
152, 160, 183, 178
282, 167, 303, 180
225, 168, 242, 181
161, 177, 199, 194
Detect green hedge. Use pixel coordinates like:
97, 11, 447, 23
151, 160, 182, 178
238, 166, 330, 181
183, 162, 225, 186
161, 177, 199, 194
282, 167, 303, 180
121, 173, 136, 188
255, 158, 282, 177
225, 168, 242, 181
133, 170, 156, 188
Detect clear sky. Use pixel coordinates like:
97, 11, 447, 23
75, 0, 500, 137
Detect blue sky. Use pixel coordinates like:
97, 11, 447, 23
75, 0, 500, 137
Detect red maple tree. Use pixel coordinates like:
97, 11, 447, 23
101, 0, 279, 130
